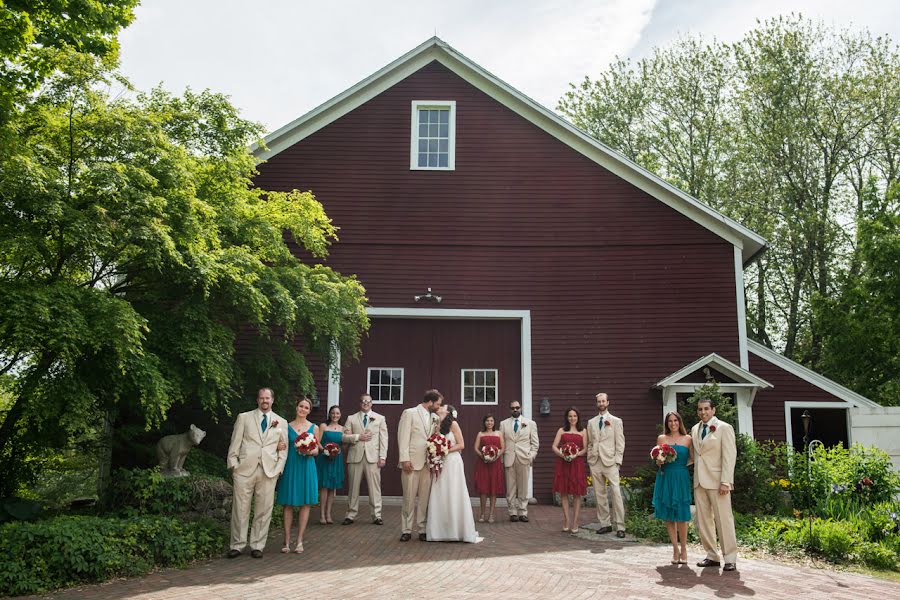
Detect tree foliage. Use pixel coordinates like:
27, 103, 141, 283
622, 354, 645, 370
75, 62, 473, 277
0, 50, 369, 493
560, 15, 900, 404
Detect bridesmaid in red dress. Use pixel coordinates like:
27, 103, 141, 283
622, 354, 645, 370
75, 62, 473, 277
473, 414, 505, 523
552, 407, 588, 533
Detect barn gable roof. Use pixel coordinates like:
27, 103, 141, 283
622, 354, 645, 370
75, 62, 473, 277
254, 37, 767, 264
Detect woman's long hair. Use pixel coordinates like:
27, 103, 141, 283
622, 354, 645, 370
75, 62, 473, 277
440, 405, 458, 435
481, 413, 496, 432
663, 411, 687, 436
325, 404, 342, 426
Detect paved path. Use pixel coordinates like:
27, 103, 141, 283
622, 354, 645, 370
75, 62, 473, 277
24, 502, 899, 599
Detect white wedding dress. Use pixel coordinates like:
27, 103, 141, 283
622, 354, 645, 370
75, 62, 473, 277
425, 432, 480, 543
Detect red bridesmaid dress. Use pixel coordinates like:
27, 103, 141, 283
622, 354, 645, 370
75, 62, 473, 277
474, 434, 505, 495
553, 432, 587, 495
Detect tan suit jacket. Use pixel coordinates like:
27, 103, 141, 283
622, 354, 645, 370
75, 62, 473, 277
691, 417, 736, 490
344, 411, 388, 463
586, 412, 625, 468
499, 416, 539, 467
397, 405, 438, 470
226, 409, 288, 478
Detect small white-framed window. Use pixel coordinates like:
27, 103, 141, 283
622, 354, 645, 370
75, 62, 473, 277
410, 100, 456, 170
461, 369, 498, 405
367, 368, 404, 404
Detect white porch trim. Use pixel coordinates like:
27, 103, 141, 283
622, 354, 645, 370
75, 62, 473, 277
734, 246, 749, 369
783, 401, 852, 449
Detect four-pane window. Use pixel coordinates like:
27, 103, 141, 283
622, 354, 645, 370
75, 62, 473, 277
461, 369, 498, 405
367, 368, 403, 404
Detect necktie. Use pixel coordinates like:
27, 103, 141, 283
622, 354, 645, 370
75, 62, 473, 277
514, 419, 519, 433
363, 414, 368, 428
701, 423, 708, 440
261, 414, 268, 433
599, 417, 604, 431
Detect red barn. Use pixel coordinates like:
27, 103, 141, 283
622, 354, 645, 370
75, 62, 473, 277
251, 38, 880, 501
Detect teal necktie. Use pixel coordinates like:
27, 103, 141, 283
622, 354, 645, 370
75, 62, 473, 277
514, 419, 519, 433
600, 417, 604, 430
701, 423, 708, 440
363, 414, 368, 428
261, 414, 268, 432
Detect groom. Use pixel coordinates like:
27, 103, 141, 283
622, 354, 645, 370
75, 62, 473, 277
226, 387, 288, 558
397, 388, 443, 541
691, 397, 738, 571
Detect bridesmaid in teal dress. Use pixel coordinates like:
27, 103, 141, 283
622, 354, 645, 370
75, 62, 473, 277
277, 396, 319, 553
316, 405, 348, 524
652, 411, 694, 565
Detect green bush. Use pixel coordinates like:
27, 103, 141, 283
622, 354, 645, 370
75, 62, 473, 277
856, 541, 898, 570
0, 515, 225, 596
804, 444, 900, 511
732, 436, 784, 515
183, 447, 230, 479
106, 468, 231, 518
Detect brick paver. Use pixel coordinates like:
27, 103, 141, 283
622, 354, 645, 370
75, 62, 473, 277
22, 501, 899, 599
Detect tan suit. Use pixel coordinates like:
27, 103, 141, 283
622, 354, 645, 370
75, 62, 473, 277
499, 416, 539, 516
397, 405, 438, 534
691, 417, 737, 563
226, 409, 288, 551
586, 412, 626, 530
343, 410, 388, 521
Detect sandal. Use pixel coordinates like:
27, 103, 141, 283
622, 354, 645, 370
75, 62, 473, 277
281, 545, 290, 554
562, 527, 570, 532
478, 515, 485, 523
488, 515, 495, 523
571, 528, 580, 534
294, 542, 304, 553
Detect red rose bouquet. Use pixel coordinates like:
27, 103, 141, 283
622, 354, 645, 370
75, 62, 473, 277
650, 443, 677, 464
560, 442, 579, 462
481, 445, 500, 463
294, 431, 318, 455
426, 432, 451, 476
323, 441, 341, 458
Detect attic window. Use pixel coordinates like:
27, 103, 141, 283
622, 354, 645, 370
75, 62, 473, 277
410, 101, 456, 170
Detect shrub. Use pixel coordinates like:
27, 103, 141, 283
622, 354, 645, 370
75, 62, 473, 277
0, 515, 224, 596
183, 447, 230, 479
679, 382, 738, 433
855, 541, 898, 570
106, 468, 231, 519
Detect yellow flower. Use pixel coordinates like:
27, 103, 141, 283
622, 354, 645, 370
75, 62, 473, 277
586, 475, 593, 486
793, 509, 802, 518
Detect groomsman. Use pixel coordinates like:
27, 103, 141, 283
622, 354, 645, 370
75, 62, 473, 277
691, 398, 738, 571
342, 394, 386, 525
397, 389, 443, 541
586, 392, 626, 538
500, 400, 539, 522
226, 387, 288, 558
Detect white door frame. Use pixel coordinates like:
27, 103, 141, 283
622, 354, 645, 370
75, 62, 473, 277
327, 307, 533, 497
783, 401, 852, 448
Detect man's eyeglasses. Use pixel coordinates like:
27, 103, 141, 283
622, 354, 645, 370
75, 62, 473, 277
511, 406, 521, 410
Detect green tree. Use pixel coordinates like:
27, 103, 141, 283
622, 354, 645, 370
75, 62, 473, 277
0, 52, 369, 495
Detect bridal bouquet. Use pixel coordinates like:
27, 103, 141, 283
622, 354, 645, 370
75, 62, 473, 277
481, 445, 499, 463
650, 443, 677, 464
294, 432, 318, 455
560, 442, 579, 462
426, 432, 451, 476
323, 442, 341, 458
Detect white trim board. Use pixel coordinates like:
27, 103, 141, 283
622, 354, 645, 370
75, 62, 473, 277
748, 340, 880, 408
783, 401, 852, 449
655, 353, 772, 389
253, 37, 767, 265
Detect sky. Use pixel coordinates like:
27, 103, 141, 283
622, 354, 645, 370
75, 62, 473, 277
118, 0, 900, 134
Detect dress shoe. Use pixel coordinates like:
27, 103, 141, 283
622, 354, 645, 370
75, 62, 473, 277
596, 526, 613, 534
250, 549, 263, 558
399, 533, 411, 542
419, 533, 427, 541
226, 549, 241, 559
723, 563, 737, 572
373, 518, 384, 525
510, 515, 519, 522
616, 530, 626, 539
696, 558, 721, 568
342, 518, 354, 525
519, 515, 529, 522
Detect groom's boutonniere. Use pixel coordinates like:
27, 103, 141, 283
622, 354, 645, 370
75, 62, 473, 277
520, 422, 527, 429
369, 417, 376, 422
604, 420, 612, 428
709, 424, 717, 433
271, 419, 279, 429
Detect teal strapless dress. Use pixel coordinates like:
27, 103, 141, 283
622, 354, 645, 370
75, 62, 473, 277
315, 429, 345, 490
276, 424, 319, 507
652, 444, 692, 522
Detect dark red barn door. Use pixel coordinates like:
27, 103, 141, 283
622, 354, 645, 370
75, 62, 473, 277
339, 318, 521, 496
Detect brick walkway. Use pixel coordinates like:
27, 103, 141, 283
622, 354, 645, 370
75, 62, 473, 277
24, 501, 899, 600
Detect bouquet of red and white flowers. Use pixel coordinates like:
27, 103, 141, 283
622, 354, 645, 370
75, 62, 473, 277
481, 445, 500, 463
323, 441, 341, 459
426, 432, 451, 476
650, 443, 677, 464
560, 442, 579, 462
294, 431, 318, 455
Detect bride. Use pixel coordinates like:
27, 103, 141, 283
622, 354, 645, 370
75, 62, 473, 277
426, 405, 480, 543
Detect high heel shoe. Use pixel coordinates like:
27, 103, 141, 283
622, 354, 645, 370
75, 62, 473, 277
488, 513, 495, 523
477, 513, 485, 523
294, 542, 304, 553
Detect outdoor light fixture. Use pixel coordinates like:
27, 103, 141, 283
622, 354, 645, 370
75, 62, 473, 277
801, 410, 811, 446
414, 287, 442, 303
539, 397, 551, 416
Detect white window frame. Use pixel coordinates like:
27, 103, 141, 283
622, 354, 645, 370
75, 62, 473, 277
410, 100, 456, 170
366, 367, 404, 405
460, 368, 498, 405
